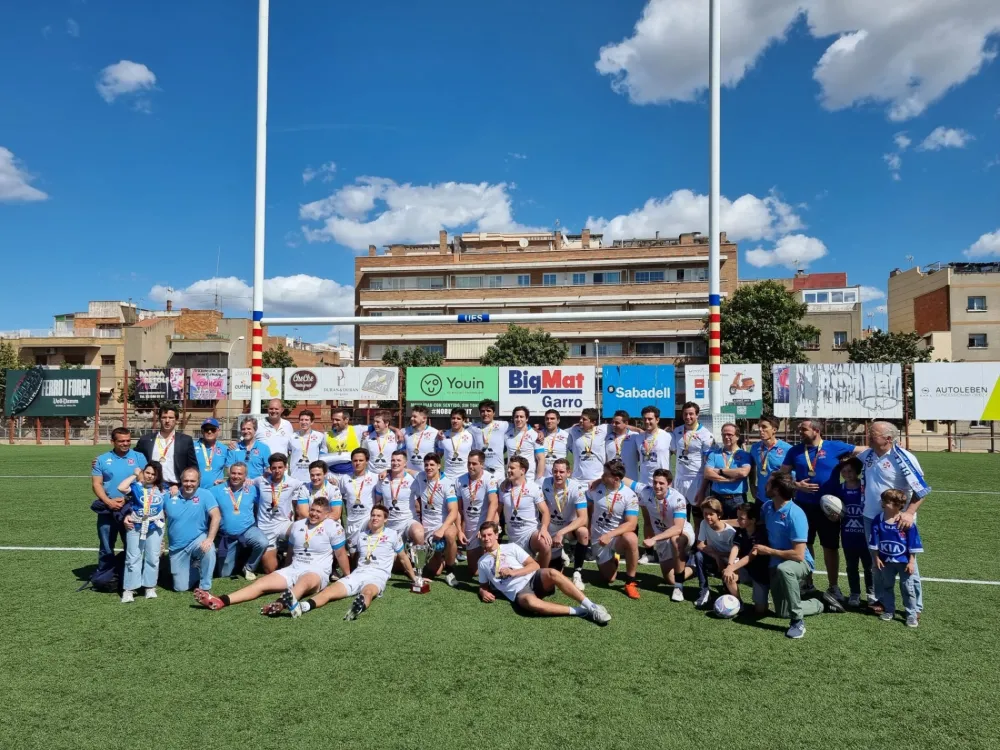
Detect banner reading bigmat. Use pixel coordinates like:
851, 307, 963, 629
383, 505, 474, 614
4, 368, 97, 417
601, 365, 675, 418
914, 363, 1000, 419
499, 367, 595, 414
406, 367, 498, 402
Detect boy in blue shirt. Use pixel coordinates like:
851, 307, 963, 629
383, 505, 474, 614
836, 457, 872, 608
869, 488, 923, 628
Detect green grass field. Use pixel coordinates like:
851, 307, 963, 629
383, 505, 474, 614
2, 446, 999, 749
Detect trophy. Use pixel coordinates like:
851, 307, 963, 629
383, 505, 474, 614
410, 544, 431, 594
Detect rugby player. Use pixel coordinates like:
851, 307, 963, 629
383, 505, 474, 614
253, 453, 307, 574
438, 408, 475, 481
538, 409, 569, 479
288, 409, 328, 482
504, 406, 545, 481
335, 448, 378, 547
403, 405, 439, 473
567, 408, 609, 482
634, 468, 695, 602
670, 401, 714, 506
259, 398, 295, 457
586, 459, 641, 599
498, 456, 550, 557
468, 399, 509, 476
454, 450, 499, 572
538, 458, 588, 591
324, 409, 371, 477
303, 459, 343, 524
411, 453, 460, 587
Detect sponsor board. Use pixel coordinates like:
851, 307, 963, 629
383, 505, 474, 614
189, 368, 228, 400
230, 368, 284, 400
601, 365, 676, 418
405, 367, 498, 402
773, 363, 902, 418
4, 369, 98, 417
684, 364, 763, 418
283, 367, 399, 401
498, 366, 595, 414
914, 363, 1000, 419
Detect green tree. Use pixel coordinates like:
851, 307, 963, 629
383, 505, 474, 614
0, 341, 27, 415
479, 325, 568, 367
261, 344, 298, 412
706, 280, 819, 411
847, 329, 932, 419
380, 346, 445, 408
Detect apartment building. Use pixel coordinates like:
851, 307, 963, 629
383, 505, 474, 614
889, 261, 1000, 361
772, 271, 863, 363
354, 229, 738, 367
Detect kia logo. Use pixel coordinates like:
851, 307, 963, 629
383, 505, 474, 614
421, 373, 443, 396
289, 370, 318, 391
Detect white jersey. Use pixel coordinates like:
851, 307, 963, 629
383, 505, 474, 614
505, 427, 544, 481
301, 480, 343, 510
259, 418, 296, 457
478, 543, 535, 601
541, 477, 587, 531
859, 447, 924, 519
411, 472, 457, 532
375, 472, 418, 527
568, 424, 609, 481
671, 425, 714, 479
364, 430, 399, 474
538, 429, 569, 478
438, 429, 475, 480
288, 429, 327, 481
587, 481, 640, 538
455, 472, 499, 541
498, 480, 546, 541
287, 517, 346, 570
254, 476, 307, 536
469, 420, 509, 475
634, 482, 687, 536
336, 472, 379, 533
351, 525, 404, 577
403, 425, 439, 473
633, 429, 674, 484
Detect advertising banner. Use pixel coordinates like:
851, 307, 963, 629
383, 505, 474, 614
498, 366, 596, 414
914, 363, 1000, 419
685, 364, 763, 418
189, 368, 228, 400
773, 363, 902, 419
4, 368, 97, 417
283, 367, 399, 401
406, 367, 498, 403
136, 369, 169, 400
230, 368, 284, 400
601, 365, 676, 418
168, 368, 185, 400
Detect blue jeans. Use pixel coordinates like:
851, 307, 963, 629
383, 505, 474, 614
216, 527, 268, 577
94, 514, 123, 583
875, 561, 917, 617
843, 545, 873, 597
693, 550, 721, 589
124, 526, 163, 591
169, 535, 216, 592
865, 516, 922, 612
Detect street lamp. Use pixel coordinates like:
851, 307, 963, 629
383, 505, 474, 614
594, 338, 601, 416
228, 335, 246, 365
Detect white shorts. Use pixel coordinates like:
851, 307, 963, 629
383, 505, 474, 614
509, 529, 536, 554
655, 522, 696, 560
339, 567, 390, 597
464, 531, 482, 551
387, 518, 418, 540
262, 521, 293, 550
674, 475, 701, 505
547, 525, 581, 543
275, 562, 329, 589
592, 540, 619, 566
345, 521, 366, 550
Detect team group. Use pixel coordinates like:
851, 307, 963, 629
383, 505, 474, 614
89, 396, 929, 637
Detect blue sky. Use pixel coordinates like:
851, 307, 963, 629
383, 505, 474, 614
2, 0, 999, 340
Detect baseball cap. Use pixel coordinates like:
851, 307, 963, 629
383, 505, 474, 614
201, 418, 220, 429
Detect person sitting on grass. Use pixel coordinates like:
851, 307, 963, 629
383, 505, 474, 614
635, 468, 696, 602
869, 489, 924, 628
156, 467, 220, 593
194, 496, 349, 614
117, 461, 166, 604
721, 502, 770, 616
835, 457, 873, 608
692, 498, 737, 608
477, 521, 611, 626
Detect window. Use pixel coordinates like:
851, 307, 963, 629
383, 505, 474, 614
676, 269, 685, 282
572, 273, 586, 285
833, 331, 848, 348
676, 341, 697, 355
593, 271, 621, 285
569, 343, 588, 357
517, 275, 530, 287
101, 355, 116, 365
830, 291, 844, 303
804, 292, 816, 303
970, 420, 989, 429
368, 311, 383, 317
543, 274, 557, 286
635, 270, 665, 284
597, 342, 622, 356
416, 276, 445, 290
370, 278, 384, 290
968, 296, 987, 311
488, 275, 503, 288
843, 291, 857, 303
635, 342, 665, 356
419, 345, 445, 356
969, 333, 988, 349
455, 275, 484, 289
801, 334, 820, 350
815, 292, 829, 303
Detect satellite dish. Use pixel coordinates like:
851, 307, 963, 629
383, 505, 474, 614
518, 238, 528, 248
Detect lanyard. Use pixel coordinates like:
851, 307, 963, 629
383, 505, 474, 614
351, 475, 366, 505
227, 487, 245, 514
423, 480, 440, 509
303, 521, 324, 550
759, 441, 774, 473
683, 424, 702, 452
269, 480, 285, 509
469, 478, 482, 505
545, 432, 557, 456
511, 482, 526, 513
390, 476, 405, 506
364, 530, 381, 562
613, 433, 624, 456
298, 431, 313, 457
450, 431, 464, 460
658, 493, 670, 524
375, 432, 390, 458
582, 429, 595, 456
310, 482, 332, 501
412, 429, 428, 456
333, 429, 348, 453
606, 488, 622, 518
554, 484, 567, 514
804, 439, 824, 476
514, 428, 529, 454
722, 450, 735, 469
141, 486, 152, 516
199, 442, 215, 471
155, 433, 174, 462
483, 422, 498, 447
643, 430, 658, 461
494, 548, 503, 576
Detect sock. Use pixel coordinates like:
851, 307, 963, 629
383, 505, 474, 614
673, 578, 684, 588
623, 574, 635, 584
573, 542, 587, 570
220, 594, 231, 607
444, 564, 455, 575
301, 599, 315, 614
569, 605, 587, 616
581, 597, 595, 609
549, 557, 564, 571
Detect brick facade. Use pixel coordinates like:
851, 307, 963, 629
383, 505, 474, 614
914, 286, 950, 336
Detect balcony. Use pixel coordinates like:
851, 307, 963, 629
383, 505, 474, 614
0, 328, 122, 339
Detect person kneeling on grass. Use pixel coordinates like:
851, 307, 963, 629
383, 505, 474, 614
117, 461, 166, 603
721, 503, 770, 616
158, 467, 220, 593
634, 469, 696, 602
477, 521, 611, 626
693, 498, 737, 608
869, 489, 923, 628
195, 496, 350, 614
586, 459, 641, 600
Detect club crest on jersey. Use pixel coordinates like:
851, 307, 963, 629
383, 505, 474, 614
127, 458, 135, 465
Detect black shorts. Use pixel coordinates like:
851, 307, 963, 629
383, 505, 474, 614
798, 501, 840, 550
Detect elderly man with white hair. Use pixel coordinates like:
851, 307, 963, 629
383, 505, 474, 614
859, 421, 930, 618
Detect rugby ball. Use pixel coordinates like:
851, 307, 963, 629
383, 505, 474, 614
820, 494, 843, 521
714, 594, 741, 619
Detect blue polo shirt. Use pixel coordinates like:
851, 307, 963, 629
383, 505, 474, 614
226, 441, 271, 480
91, 449, 148, 508
164, 490, 218, 552
749, 439, 791, 500
195, 440, 230, 488
210, 483, 259, 537
782, 439, 856, 505
761, 499, 814, 570
704, 447, 752, 496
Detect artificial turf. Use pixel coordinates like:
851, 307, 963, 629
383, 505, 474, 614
1, 445, 998, 750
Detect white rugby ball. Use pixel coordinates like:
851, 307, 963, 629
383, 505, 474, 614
820, 494, 843, 521
714, 594, 741, 619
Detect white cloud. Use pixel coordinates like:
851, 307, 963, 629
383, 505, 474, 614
860, 286, 886, 302
745, 234, 828, 270
597, 1, 1000, 121
883, 152, 902, 180
300, 176, 544, 251
0, 147, 48, 202
507, 152, 528, 160
893, 132, 912, 151
918, 126, 974, 151
148, 275, 354, 318
586, 188, 803, 244
963, 230, 1000, 258
302, 161, 337, 184
96, 60, 157, 104
66, 19, 80, 37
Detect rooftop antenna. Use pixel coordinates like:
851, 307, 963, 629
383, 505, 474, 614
905, 254, 914, 269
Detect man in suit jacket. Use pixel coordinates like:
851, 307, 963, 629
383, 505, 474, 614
136, 405, 198, 486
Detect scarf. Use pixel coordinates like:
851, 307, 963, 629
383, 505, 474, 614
890, 444, 931, 500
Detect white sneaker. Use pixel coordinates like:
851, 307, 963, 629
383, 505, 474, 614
671, 586, 685, 603
827, 585, 845, 602
243, 567, 257, 581
694, 588, 711, 608
445, 572, 459, 588
572, 570, 585, 592
120, 590, 134, 604
561, 548, 572, 567
587, 604, 612, 626
144, 588, 157, 600
638, 554, 653, 565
